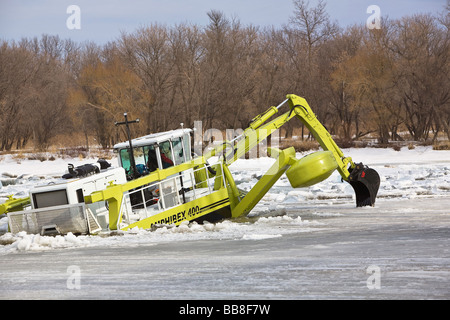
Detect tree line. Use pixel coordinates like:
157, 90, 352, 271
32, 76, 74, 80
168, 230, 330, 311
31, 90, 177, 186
0, 0, 449, 151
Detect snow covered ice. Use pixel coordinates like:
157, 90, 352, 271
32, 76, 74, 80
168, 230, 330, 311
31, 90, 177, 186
0, 146, 449, 299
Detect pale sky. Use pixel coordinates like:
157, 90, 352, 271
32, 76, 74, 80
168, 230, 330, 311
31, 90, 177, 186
0, 0, 446, 44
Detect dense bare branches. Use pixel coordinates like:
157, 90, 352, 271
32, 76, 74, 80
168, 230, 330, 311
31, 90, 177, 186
0, 36, 72, 150
0, 3, 448, 151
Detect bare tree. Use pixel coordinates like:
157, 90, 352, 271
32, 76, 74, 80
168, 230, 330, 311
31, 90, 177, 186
119, 24, 175, 133
289, 0, 339, 62
389, 14, 449, 141
168, 23, 204, 127
1, 4, 449, 152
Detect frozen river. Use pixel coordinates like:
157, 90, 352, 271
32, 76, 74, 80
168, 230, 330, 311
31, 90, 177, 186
1, 146, 450, 300
1, 196, 449, 300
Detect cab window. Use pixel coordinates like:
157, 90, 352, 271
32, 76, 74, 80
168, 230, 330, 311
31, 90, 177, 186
119, 146, 150, 176
159, 141, 174, 168
119, 148, 133, 174
145, 145, 158, 172
172, 137, 184, 165
183, 133, 191, 161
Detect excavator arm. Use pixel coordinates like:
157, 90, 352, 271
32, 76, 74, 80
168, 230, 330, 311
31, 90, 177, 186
205, 94, 380, 210
285, 94, 380, 207
0, 195, 30, 216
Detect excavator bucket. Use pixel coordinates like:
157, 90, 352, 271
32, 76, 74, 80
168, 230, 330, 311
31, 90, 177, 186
348, 163, 380, 207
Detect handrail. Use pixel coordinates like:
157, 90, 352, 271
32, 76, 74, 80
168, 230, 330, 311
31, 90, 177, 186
84, 157, 225, 230
85, 156, 207, 205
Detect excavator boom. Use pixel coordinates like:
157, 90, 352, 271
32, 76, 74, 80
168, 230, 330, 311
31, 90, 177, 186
205, 94, 380, 208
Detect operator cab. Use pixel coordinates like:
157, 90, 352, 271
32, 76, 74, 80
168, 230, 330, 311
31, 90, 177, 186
113, 129, 193, 180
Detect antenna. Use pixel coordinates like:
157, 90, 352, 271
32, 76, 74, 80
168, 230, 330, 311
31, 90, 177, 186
115, 113, 140, 179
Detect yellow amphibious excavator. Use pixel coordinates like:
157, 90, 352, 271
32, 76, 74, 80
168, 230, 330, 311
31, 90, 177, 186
1, 94, 380, 235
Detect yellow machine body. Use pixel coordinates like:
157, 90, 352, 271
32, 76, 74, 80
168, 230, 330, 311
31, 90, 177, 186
2, 94, 380, 235
286, 151, 338, 188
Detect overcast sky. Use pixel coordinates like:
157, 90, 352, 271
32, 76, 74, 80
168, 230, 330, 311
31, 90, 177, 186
0, 0, 446, 44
